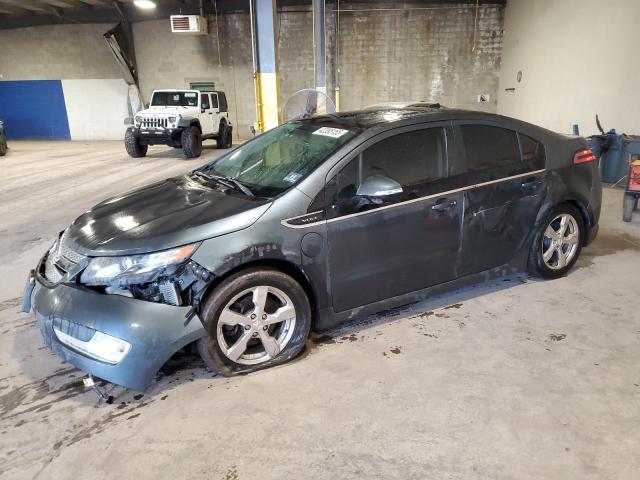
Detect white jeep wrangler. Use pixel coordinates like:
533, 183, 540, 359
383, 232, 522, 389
125, 89, 233, 159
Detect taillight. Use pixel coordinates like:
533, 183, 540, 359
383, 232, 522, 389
573, 148, 596, 164
628, 160, 640, 192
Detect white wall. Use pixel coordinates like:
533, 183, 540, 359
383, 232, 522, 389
62, 79, 129, 140
497, 0, 640, 136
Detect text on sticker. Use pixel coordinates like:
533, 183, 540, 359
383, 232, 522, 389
313, 127, 350, 138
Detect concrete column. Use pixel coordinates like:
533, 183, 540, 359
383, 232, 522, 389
313, 0, 326, 94
253, 0, 280, 132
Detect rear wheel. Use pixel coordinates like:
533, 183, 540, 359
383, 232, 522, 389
124, 129, 147, 158
528, 204, 583, 279
0, 140, 6, 156
182, 126, 202, 158
197, 268, 311, 376
216, 123, 232, 149
623, 193, 636, 222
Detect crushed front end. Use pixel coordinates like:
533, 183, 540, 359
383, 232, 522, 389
24, 230, 212, 391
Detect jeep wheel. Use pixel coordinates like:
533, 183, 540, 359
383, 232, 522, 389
182, 126, 202, 158
0, 140, 6, 157
216, 123, 232, 149
124, 130, 147, 158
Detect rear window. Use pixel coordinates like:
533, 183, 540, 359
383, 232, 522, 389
461, 125, 521, 171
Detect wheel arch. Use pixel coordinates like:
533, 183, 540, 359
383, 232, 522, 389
178, 117, 202, 132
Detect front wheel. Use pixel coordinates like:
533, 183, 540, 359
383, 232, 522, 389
124, 129, 147, 158
181, 126, 202, 158
528, 204, 584, 279
197, 268, 311, 376
623, 193, 636, 222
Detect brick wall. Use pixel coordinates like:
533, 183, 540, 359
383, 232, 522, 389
0, 2, 505, 140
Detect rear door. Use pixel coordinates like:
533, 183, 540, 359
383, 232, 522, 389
325, 123, 464, 312
199, 93, 216, 134
454, 122, 546, 276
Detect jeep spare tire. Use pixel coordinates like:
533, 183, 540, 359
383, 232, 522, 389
182, 126, 202, 158
124, 129, 147, 158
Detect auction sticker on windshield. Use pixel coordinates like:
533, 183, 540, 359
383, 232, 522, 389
313, 127, 350, 138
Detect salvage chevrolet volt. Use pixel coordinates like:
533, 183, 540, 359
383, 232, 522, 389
24, 106, 602, 390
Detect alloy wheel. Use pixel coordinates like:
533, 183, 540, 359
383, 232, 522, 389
541, 213, 580, 270
216, 286, 297, 365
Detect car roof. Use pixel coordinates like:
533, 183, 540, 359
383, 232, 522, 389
299, 106, 500, 130
296, 105, 559, 141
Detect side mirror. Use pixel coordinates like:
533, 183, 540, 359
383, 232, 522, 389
356, 175, 403, 197
201, 107, 207, 113
144, 103, 149, 109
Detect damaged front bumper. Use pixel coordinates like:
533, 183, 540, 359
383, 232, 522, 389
26, 276, 206, 391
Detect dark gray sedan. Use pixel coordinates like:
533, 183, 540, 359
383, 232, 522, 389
24, 106, 602, 390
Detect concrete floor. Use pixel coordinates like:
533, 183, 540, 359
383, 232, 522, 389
1, 141, 640, 480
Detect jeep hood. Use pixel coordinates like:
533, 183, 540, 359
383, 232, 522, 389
66, 175, 272, 256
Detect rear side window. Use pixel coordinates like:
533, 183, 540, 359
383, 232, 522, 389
218, 93, 228, 112
519, 133, 546, 169
210, 93, 219, 109
461, 125, 520, 171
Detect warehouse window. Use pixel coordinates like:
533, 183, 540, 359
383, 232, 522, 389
461, 125, 520, 171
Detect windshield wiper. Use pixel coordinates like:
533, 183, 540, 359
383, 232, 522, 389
193, 170, 254, 197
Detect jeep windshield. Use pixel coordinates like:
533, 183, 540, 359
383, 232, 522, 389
151, 91, 199, 107
198, 122, 358, 197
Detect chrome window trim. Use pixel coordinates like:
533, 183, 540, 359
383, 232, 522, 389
281, 169, 546, 229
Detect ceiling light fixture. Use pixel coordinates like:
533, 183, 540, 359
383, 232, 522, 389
133, 0, 157, 9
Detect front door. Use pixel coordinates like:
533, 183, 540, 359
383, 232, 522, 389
325, 124, 464, 313
455, 123, 547, 276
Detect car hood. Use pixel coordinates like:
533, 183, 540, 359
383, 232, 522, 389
66, 175, 272, 256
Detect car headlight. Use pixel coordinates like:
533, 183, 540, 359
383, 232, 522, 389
168, 116, 177, 123
54, 328, 131, 364
80, 243, 199, 287
135, 115, 142, 125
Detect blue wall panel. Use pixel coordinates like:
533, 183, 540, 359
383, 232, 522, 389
0, 80, 71, 140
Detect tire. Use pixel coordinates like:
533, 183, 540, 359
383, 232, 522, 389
623, 193, 635, 222
528, 204, 584, 279
216, 123, 232, 149
197, 268, 311, 376
124, 129, 147, 158
0, 139, 6, 157
182, 126, 202, 158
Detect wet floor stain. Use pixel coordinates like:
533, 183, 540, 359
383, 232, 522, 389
549, 333, 567, 342
578, 232, 640, 268
0, 297, 22, 311
224, 465, 239, 480
444, 303, 463, 310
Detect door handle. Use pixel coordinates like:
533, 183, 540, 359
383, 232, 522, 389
208, 112, 213, 115
431, 198, 457, 212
